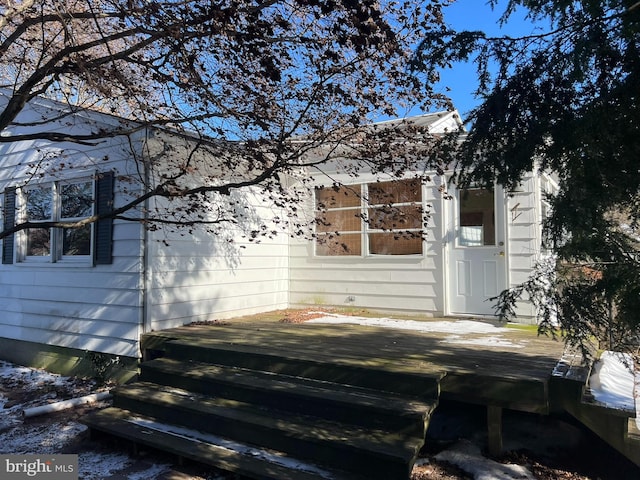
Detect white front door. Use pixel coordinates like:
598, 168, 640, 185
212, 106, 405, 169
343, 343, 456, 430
446, 185, 507, 316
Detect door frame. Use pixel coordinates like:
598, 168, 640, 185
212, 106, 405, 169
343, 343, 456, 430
443, 182, 510, 317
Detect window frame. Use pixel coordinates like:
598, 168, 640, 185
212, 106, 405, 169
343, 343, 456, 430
314, 179, 425, 258
18, 177, 95, 265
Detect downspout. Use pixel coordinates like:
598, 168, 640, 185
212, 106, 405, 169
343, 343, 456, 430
138, 129, 151, 357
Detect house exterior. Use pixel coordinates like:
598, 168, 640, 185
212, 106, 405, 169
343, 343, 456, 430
0, 96, 554, 379
289, 112, 557, 322
0, 94, 289, 379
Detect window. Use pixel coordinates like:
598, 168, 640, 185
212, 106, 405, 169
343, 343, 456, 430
315, 179, 423, 256
2, 171, 113, 265
21, 179, 94, 262
458, 188, 495, 247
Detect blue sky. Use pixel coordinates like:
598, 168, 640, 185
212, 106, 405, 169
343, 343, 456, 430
431, 0, 541, 120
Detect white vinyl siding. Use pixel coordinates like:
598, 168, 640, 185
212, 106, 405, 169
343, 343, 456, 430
290, 176, 444, 315
0, 97, 145, 358
145, 188, 290, 332
504, 173, 545, 320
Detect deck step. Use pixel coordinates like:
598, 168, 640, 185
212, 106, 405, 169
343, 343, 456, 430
163, 338, 442, 398
110, 381, 424, 479
84, 407, 361, 480
140, 357, 434, 434
85, 334, 440, 479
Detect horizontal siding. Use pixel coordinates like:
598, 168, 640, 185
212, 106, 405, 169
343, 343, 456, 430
0, 217, 143, 357
0, 273, 141, 304
146, 190, 290, 331
505, 173, 543, 320
8, 313, 138, 337
0, 322, 138, 357
290, 266, 439, 285
0, 101, 145, 358
290, 279, 439, 300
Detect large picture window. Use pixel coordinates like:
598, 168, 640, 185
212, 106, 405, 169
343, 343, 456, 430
315, 179, 423, 256
21, 179, 94, 262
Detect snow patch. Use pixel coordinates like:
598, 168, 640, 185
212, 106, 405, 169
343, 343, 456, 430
0, 421, 88, 454
306, 314, 509, 334
435, 440, 535, 480
77, 452, 132, 480
0, 361, 70, 388
126, 463, 173, 480
443, 335, 526, 349
589, 351, 636, 412
588, 351, 639, 430
306, 314, 527, 348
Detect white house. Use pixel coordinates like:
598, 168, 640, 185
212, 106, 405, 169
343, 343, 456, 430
289, 111, 556, 321
0, 94, 289, 379
0, 95, 554, 378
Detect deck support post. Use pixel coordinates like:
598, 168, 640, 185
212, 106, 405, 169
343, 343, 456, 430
487, 405, 503, 457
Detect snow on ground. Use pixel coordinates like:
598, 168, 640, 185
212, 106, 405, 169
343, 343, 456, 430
435, 440, 535, 480
588, 351, 639, 429
306, 313, 528, 348
0, 361, 176, 479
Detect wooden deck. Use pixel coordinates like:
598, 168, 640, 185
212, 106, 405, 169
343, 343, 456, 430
85, 312, 639, 476
142, 313, 568, 415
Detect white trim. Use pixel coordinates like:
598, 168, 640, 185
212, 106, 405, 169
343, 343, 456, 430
16, 176, 95, 266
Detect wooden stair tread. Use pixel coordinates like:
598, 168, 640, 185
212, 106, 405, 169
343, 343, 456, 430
164, 338, 441, 399
143, 357, 437, 417
165, 337, 446, 380
83, 407, 361, 480
114, 381, 424, 462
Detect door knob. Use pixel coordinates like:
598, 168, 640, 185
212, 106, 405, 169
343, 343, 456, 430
494, 251, 505, 257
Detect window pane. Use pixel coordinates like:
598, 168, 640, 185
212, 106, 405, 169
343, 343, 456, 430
459, 188, 495, 246
368, 205, 422, 230
369, 232, 422, 255
316, 233, 361, 256
61, 181, 93, 219
63, 225, 91, 256
315, 185, 361, 209
316, 209, 362, 233
26, 228, 50, 256
26, 187, 52, 221
368, 179, 421, 204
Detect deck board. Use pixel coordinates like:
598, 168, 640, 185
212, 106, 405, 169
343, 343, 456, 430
143, 315, 567, 413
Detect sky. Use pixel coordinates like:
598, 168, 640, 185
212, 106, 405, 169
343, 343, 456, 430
431, 0, 543, 120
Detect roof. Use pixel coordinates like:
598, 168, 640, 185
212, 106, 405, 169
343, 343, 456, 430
371, 110, 464, 134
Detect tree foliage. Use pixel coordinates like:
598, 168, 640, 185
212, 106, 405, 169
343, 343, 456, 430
0, 0, 451, 240
415, 0, 640, 356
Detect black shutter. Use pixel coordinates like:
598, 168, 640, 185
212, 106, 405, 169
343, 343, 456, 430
2, 187, 16, 264
94, 171, 114, 265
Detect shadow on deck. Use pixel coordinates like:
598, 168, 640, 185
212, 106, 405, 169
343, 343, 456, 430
83, 314, 639, 479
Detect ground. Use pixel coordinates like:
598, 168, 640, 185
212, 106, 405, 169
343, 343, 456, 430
1, 360, 638, 480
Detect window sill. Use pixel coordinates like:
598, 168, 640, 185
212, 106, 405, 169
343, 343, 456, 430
16, 257, 94, 267
312, 254, 426, 262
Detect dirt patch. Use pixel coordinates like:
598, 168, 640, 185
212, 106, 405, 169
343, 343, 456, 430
279, 309, 331, 323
